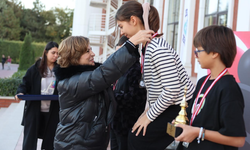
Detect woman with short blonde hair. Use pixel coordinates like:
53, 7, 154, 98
57, 36, 89, 68
53, 31, 154, 150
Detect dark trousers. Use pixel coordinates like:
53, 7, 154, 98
1, 62, 4, 69
23, 112, 50, 150
110, 129, 128, 150
39, 112, 51, 150
128, 105, 180, 150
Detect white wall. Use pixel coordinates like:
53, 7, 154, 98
237, 0, 250, 31
153, 0, 163, 34
72, 0, 102, 60
72, 0, 89, 36
195, 0, 206, 80
178, 0, 196, 76
162, 0, 169, 40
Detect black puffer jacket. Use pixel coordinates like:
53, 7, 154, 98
53, 42, 139, 150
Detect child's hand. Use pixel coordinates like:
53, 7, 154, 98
138, 107, 149, 119
175, 124, 200, 143
132, 113, 151, 136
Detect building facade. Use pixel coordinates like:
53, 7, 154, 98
72, 0, 250, 78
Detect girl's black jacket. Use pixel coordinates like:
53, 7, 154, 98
16, 59, 59, 150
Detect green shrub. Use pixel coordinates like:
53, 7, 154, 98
33, 43, 46, 60
0, 78, 22, 96
0, 71, 26, 96
19, 33, 34, 71
11, 71, 26, 78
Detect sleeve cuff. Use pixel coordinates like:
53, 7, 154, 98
146, 111, 154, 122
124, 40, 139, 57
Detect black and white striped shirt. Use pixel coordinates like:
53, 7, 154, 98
144, 38, 195, 121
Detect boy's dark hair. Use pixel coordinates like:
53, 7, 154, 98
39, 41, 59, 77
115, 1, 162, 36
193, 25, 236, 68
116, 35, 128, 47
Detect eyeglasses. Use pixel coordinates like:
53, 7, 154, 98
194, 49, 205, 57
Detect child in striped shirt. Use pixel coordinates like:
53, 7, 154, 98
115, 1, 195, 150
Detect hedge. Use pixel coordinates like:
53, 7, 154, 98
0, 39, 46, 64
0, 71, 26, 96
11, 71, 27, 79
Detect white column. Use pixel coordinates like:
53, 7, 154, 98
72, 0, 90, 36
176, 0, 185, 54
178, 0, 196, 76
227, 0, 234, 28
103, 0, 111, 62
162, 0, 169, 40
118, 0, 122, 7
113, 0, 123, 47
153, 0, 163, 34
197, 0, 205, 31
236, 0, 250, 31
195, 0, 207, 81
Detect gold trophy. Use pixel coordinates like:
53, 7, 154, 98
167, 85, 189, 138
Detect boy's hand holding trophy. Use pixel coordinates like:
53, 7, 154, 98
167, 85, 189, 148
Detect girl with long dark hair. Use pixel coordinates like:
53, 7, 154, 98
15, 41, 60, 150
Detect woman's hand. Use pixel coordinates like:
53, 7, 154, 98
129, 30, 155, 45
15, 93, 24, 101
175, 124, 200, 143
132, 112, 151, 136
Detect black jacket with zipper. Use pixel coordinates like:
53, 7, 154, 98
53, 41, 139, 150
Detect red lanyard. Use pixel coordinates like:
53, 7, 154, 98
190, 68, 228, 125
140, 33, 158, 73
113, 80, 117, 90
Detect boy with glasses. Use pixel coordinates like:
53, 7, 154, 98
175, 25, 246, 150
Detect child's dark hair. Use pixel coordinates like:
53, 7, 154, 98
39, 41, 58, 77
193, 25, 236, 68
116, 35, 128, 47
115, 1, 162, 36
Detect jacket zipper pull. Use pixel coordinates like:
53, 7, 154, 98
93, 116, 97, 121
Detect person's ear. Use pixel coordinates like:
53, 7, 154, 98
130, 16, 137, 26
212, 52, 219, 59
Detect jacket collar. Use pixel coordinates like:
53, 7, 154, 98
34, 58, 41, 68
54, 63, 101, 81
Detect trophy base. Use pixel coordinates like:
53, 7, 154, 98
166, 122, 183, 138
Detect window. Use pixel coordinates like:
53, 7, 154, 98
204, 0, 229, 26
167, 0, 180, 50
